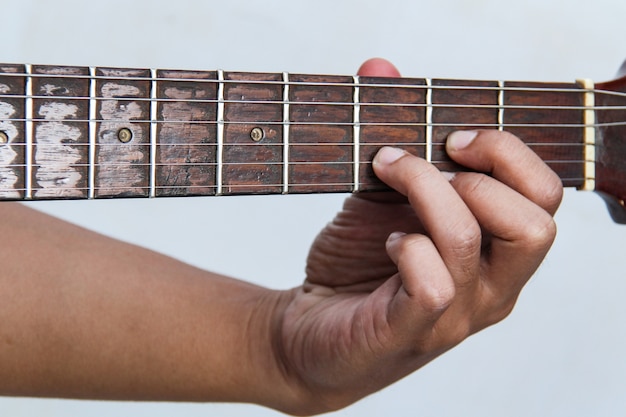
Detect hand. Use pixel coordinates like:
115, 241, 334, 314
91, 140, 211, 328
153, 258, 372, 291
271, 59, 563, 414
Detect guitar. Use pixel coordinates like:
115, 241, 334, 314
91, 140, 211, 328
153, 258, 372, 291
0, 64, 624, 222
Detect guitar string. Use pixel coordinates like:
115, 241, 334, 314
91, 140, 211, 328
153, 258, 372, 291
0, 93, 625, 113
0, 121, 617, 129
0, 69, 599, 88
0, 69, 625, 96
0, 175, 589, 195
0, 95, 623, 126
0, 141, 589, 148
0, 159, 587, 168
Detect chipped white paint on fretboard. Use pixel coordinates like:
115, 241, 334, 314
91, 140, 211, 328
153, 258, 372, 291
0, 95, 20, 198
95, 82, 146, 196
34, 102, 83, 197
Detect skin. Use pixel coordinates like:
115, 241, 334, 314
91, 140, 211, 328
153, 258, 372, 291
0, 59, 563, 416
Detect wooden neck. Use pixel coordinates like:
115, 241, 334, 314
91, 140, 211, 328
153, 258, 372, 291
0, 64, 592, 200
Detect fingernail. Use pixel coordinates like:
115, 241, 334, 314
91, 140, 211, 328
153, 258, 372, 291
440, 171, 456, 182
447, 130, 478, 151
387, 231, 406, 243
374, 146, 406, 166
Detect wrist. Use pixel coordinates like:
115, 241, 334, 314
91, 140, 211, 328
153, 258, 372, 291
242, 286, 317, 414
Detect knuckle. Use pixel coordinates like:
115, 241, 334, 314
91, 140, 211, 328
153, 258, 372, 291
433, 319, 472, 349
521, 212, 557, 251
416, 282, 456, 314
449, 219, 482, 260
538, 172, 564, 213
479, 296, 517, 328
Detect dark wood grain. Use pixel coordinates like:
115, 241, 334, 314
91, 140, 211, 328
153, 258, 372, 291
504, 81, 584, 188
95, 67, 151, 198
432, 79, 498, 172
32, 65, 89, 199
156, 69, 217, 196
223, 72, 283, 194
359, 76, 426, 191
289, 74, 354, 193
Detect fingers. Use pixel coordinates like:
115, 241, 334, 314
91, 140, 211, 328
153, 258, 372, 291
444, 130, 561, 316
446, 130, 563, 215
372, 129, 562, 342
357, 58, 401, 77
383, 232, 455, 337
373, 147, 482, 297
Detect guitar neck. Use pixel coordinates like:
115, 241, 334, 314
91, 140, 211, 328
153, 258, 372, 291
0, 64, 593, 200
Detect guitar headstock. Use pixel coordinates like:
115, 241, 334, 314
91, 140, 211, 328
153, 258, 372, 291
594, 72, 626, 223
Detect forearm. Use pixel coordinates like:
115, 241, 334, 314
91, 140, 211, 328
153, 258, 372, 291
0, 203, 291, 408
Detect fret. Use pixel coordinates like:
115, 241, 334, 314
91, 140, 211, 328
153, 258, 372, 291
497, 80, 504, 132
216, 69, 224, 195
155, 69, 217, 197
31, 65, 90, 199
431, 79, 499, 172
25, 64, 33, 199
94, 67, 151, 197
149, 68, 157, 198
88, 67, 97, 199
222, 71, 283, 195
282, 72, 290, 194
352, 75, 360, 192
0, 64, 25, 199
504, 81, 584, 188
425, 78, 433, 163
289, 74, 354, 193
358, 76, 427, 191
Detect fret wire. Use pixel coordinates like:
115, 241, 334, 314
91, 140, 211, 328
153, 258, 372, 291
149, 68, 157, 198
498, 80, 504, 132
282, 71, 290, 194
24, 64, 33, 199
88, 66, 97, 199
353, 75, 360, 192
216, 70, 225, 195
425, 78, 433, 163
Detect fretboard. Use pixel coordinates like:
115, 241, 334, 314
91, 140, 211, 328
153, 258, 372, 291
0, 64, 592, 200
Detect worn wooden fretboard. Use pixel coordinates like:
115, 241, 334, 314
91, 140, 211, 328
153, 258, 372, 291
0, 64, 591, 200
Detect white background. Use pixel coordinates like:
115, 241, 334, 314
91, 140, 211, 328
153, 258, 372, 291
1, 0, 626, 416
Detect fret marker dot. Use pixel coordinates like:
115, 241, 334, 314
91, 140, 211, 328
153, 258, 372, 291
117, 128, 133, 143
250, 127, 265, 142
0, 131, 7, 144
